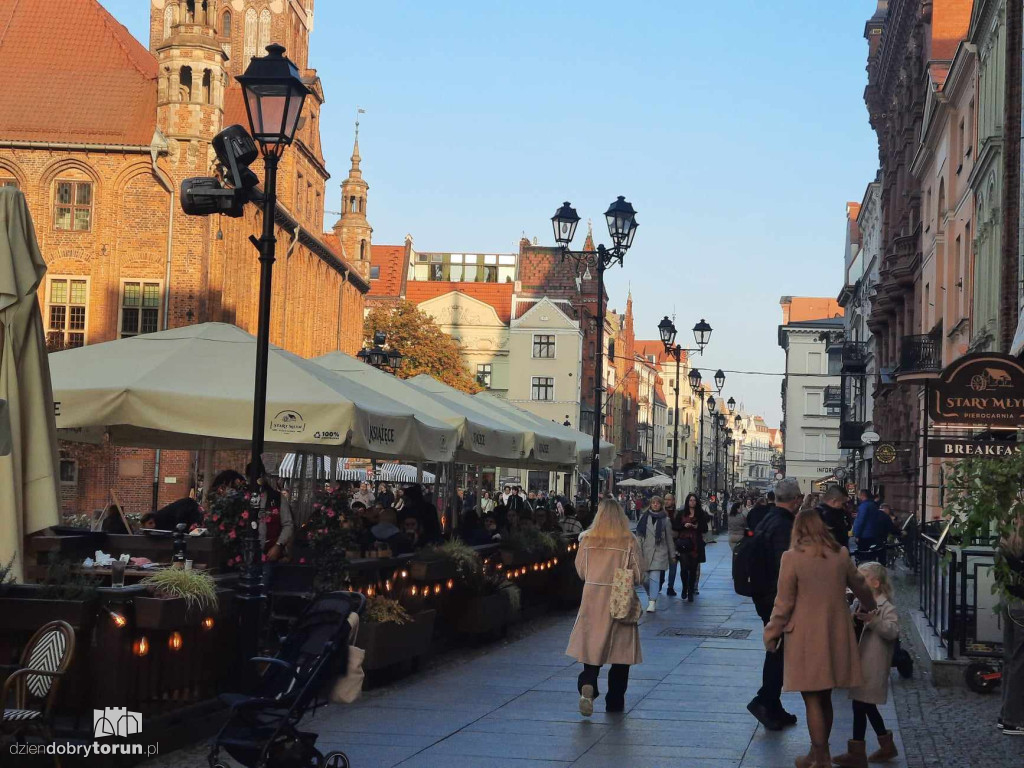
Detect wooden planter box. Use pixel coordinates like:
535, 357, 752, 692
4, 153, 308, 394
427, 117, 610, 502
408, 558, 455, 582
455, 592, 513, 635
133, 589, 230, 630
0, 585, 97, 631
361, 610, 436, 671
500, 549, 526, 567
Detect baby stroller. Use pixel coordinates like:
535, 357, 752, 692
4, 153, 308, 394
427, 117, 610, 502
209, 591, 365, 768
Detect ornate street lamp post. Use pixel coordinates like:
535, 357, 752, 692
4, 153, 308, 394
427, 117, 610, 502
235, 44, 310, 660
658, 316, 712, 496
357, 330, 404, 373
550, 197, 637, 512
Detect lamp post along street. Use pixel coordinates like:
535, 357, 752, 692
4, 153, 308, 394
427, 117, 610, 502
659, 316, 712, 498
550, 197, 637, 512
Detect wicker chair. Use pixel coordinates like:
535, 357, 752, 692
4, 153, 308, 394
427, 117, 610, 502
1, 620, 76, 762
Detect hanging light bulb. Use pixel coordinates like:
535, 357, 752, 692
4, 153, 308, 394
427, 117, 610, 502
201, 617, 215, 631
133, 636, 149, 657
168, 632, 184, 652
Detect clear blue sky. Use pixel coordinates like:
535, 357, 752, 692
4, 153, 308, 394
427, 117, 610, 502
101, 1, 878, 426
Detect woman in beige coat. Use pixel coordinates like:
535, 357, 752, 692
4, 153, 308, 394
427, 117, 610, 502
566, 499, 643, 716
764, 509, 876, 768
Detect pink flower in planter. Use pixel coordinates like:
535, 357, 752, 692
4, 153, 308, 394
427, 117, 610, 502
241, 511, 249, 520
299, 558, 307, 564
261, 554, 268, 563
313, 503, 322, 511
219, 523, 226, 531
326, 510, 336, 518
228, 530, 237, 539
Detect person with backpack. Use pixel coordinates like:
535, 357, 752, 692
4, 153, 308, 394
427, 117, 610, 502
566, 499, 644, 716
747, 491, 775, 533
739, 478, 802, 732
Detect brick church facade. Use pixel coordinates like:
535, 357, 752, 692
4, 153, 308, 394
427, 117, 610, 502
0, 0, 369, 516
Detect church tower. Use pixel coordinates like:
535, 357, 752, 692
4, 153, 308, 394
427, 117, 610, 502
333, 119, 372, 278
150, 1, 228, 175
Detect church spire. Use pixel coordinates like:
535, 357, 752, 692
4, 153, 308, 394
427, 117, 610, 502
333, 108, 371, 278
582, 219, 594, 251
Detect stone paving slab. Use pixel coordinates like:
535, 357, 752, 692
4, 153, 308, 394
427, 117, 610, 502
143, 542, 918, 768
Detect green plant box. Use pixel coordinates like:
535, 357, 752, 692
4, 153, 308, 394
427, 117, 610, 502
361, 610, 436, 671
455, 593, 511, 635
0, 585, 97, 631
408, 558, 455, 582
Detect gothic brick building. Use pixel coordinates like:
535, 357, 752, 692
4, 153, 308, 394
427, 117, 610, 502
0, 0, 368, 516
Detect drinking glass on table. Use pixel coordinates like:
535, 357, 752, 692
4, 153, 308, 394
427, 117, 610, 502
111, 559, 126, 588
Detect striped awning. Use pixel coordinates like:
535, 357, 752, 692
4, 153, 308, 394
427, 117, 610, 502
277, 454, 435, 484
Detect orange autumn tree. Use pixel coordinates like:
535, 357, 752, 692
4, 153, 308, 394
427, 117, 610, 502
363, 301, 481, 394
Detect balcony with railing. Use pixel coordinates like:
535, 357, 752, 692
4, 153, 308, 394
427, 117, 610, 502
841, 341, 868, 372
823, 385, 842, 408
896, 333, 942, 381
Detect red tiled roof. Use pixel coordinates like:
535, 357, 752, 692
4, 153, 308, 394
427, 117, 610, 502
635, 339, 687, 365
406, 281, 514, 323
368, 244, 406, 298
0, 0, 158, 145
781, 297, 844, 324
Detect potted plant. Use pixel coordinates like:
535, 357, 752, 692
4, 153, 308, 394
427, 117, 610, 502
499, 529, 558, 567
0, 555, 100, 631
455, 570, 519, 636
944, 450, 1024, 601
409, 539, 481, 581
360, 597, 436, 672
135, 568, 219, 629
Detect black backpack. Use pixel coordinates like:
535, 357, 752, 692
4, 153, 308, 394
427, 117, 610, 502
732, 518, 777, 597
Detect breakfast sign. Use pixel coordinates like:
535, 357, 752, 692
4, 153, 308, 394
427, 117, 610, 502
928, 353, 1024, 427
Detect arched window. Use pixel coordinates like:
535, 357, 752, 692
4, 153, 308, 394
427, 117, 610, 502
179, 66, 192, 102
243, 8, 258, 63
349, 196, 357, 213
163, 5, 173, 38
258, 9, 272, 53
221, 9, 231, 36
185, 0, 195, 23
202, 70, 211, 103
360, 240, 368, 261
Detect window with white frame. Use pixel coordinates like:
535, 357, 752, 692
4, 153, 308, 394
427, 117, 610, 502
531, 376, 554, 401
476, 363, 492, 388
805, 390, 823, 416
806, 351, 822, 374
53, 179, 93, 231
46, 277, 88, 348
532, 334, 555, 358
120, 281, 162, 338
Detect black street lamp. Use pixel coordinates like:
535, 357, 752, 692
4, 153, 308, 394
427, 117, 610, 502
236, 44, 309, 660
715, 369, 726, 395
658, 316, 712, 497
550, 196, 637, 512
357, 330, 404, 373
688, 369, 706, 500
727, 396, 736, 415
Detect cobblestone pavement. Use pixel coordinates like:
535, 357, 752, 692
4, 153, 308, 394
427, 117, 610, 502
888, 564, 1016, 768
143, 543, 914, 768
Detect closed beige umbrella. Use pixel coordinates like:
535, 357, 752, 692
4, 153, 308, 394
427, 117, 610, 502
0, 188, 61, 582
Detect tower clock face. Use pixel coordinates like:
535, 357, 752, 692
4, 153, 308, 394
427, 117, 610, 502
875, 443, 897, 465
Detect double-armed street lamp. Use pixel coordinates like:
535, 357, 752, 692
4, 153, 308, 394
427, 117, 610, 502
357, 330, 404, 373
550, 197, 638, 512
657, 316, 712, 496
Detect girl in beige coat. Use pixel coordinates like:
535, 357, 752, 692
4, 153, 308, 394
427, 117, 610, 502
566, 499, 643, 716
764, 510, 876, 768
833, 562, 900, 767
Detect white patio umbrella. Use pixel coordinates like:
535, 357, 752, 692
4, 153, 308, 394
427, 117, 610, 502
406, 374, 579, 468
312, 352, 528, 465
475, 391, 616, 468
49, 323, 458, 463
0, 188, 61, 581
617, 478, 642, 487
637, 474, 673, 488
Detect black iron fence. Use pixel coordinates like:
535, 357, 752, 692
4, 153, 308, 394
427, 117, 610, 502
841, 342, 868, 371
899, 333, 942, 373
918, 530, 999, 660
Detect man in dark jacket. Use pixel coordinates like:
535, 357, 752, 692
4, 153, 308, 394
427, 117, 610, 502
747, 479, 802, 732
853, 488, 893, 552
817, 486, 851, 548
746, 490, 775, 533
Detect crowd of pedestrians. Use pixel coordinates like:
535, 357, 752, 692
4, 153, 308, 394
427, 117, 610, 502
564, 478, 926, 767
